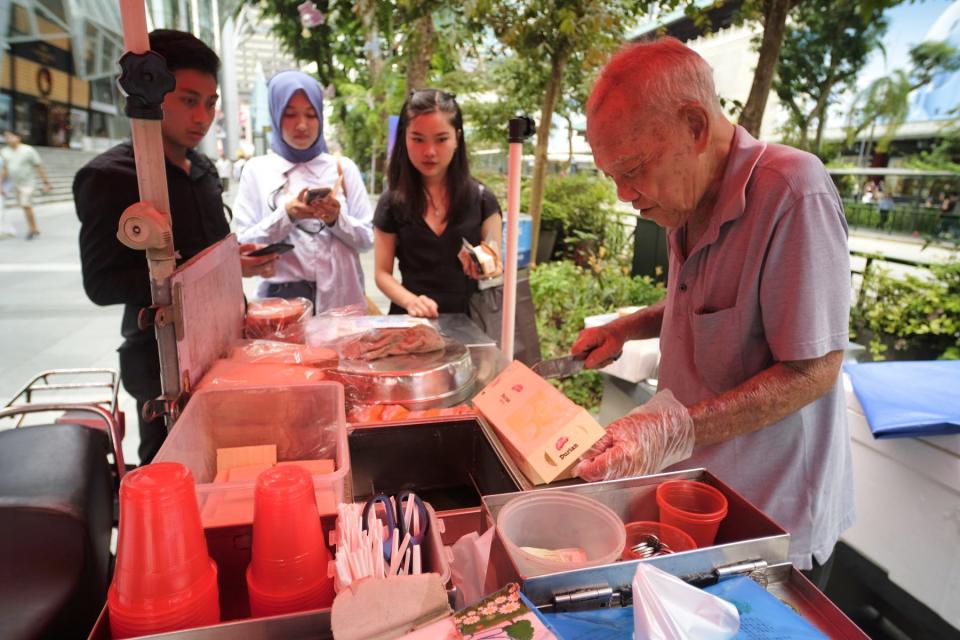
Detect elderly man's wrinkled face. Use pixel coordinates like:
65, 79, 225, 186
588, 103, 702, 229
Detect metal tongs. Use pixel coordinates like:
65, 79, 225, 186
630, 534, 675, 558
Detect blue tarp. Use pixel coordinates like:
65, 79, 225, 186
540, 576, 828, 639
845, 360, 960, 439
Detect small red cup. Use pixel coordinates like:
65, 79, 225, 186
108, 463, 220, 638
656, 480, 728, 548
246, 465, 334, 616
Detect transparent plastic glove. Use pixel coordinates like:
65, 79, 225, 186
576, 389, 695, 482
571, 321, 628, 369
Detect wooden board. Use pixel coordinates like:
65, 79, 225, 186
170, 235, 245, 392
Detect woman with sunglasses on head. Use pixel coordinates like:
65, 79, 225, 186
374, 89, 502, 318
234, 70, 373, 313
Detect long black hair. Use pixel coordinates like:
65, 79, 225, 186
386, 89, 474, 223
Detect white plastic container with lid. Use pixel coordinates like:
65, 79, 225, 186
496, 490, 626, 578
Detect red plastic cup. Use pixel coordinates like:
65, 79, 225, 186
246, 465, 334, 616
621, 521, 698, 560
656, 480, 729, 548
108, 463, 220, 638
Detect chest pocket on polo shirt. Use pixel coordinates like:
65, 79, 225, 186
691, 304, 746, 394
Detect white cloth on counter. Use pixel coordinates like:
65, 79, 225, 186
584, 309, 660, 383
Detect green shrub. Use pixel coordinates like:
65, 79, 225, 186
851, 259, 960, 360
520, 174, 625, 262
530, 257, 666, 412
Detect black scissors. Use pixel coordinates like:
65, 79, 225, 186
361, 490, 428, 563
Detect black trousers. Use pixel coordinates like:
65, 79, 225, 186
265, 281, 316, 310
118, 339, 166, 464
800, 549, 836, 591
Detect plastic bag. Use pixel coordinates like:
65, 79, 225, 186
229, 339, 338, 368
632, 562, 739, 640
449, 528, 498, 610
244, 297, 313, 343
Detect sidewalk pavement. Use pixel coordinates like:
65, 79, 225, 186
0, 198, 955, 464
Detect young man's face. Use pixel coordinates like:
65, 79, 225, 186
161, 69, 219, 152
4, 131, 20, 147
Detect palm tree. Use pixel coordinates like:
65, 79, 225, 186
847, 41, 960, 163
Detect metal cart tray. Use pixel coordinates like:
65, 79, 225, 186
481, 468, 791, 600
348, 416, 525, 510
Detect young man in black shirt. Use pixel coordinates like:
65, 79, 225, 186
74, 30, 276, 463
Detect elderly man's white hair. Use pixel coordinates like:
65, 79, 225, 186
587, 37, 723, 129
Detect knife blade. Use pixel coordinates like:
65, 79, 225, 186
531, 355, 585, 380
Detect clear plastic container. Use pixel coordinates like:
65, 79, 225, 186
496, 491, 626, 578
154, 383, 350, 528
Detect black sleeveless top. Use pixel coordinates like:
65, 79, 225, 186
374, 182, 501, 314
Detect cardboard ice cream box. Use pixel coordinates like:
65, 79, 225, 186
472, 360, 606, 485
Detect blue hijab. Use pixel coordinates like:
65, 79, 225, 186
268, 70, 328, 163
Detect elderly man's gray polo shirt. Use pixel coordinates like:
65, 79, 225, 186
659, 125, 854, 569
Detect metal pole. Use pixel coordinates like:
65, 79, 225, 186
117, 0, 180, 419
221, 15, 239, 160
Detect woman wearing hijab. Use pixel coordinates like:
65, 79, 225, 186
234, 70, 373, 313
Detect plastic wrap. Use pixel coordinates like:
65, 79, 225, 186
228, 339, 338, 368
346, 403, 474, 424
632, 562, 739, 639
576, 390, 695, 482
244, 297, 313, 343
305, 312, 441, 360
194, 359, 327, 392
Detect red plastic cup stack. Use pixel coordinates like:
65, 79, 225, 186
246, 465, 334, 617
656, 479, 729, 548
108, 463, 220, 638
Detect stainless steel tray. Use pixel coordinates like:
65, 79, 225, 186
481, 468, 790, 601
347, 416, 525, 510
328, 338, 476, 409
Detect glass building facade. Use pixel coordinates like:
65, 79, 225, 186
1, 0, 241, 148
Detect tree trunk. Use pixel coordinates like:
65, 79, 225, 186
810, 68, 839, 153
528, 48, 569, 264
358, 0, 386, 192
565, 113, 574, 169
738, 0, 793, 137
405, 13, 435, 94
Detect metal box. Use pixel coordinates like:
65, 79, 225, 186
481, 468, 790, 601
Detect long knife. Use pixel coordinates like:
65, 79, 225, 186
531, 354, 585, 380
531, 349, 624, 380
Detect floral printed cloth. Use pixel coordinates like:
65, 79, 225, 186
455, 583, 558, 640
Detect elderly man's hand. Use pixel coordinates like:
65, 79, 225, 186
576, 390, 695, 482
571, 321, 628, 369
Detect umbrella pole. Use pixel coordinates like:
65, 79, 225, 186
117, 0, 181, 421
501, 117, 536, 361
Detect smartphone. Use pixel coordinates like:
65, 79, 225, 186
245, 242, 295, 257
305, 187, 332, 204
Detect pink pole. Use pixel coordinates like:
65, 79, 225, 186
501, 142, 523, 361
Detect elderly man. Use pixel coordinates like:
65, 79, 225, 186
572, 37, 853, 586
